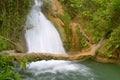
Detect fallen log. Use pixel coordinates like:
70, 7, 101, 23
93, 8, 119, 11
7, 52, 93, 63
0, 38, 105, 63
1, 52, 120, 65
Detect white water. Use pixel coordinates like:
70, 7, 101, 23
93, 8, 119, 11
24, 0, 94, 79
25, 0, 65, 53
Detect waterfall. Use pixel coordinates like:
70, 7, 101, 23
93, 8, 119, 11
23, 0, 94, 79
25, 0, 65, 54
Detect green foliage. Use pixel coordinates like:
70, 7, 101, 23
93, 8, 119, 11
19, 57, 29, 70
42, 0, 53, 14
56, 12, 71, 25
109, 26, 120, 48
62, 13, 72, 25
97, 40, 115, 57
59, 0, 81, 18
0, 0, 33, 51
64, 42, 72, 51
64, 25, 72, 51
77, 27, 88, 48
0, 55, 22, 80
60, 0, 120, 57
0, 38, 11, 51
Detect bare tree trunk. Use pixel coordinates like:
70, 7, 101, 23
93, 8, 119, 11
7, 52, 92, 62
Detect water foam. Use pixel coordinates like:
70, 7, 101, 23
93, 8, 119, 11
26, 60, 93, 77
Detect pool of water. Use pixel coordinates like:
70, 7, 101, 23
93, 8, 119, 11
18, 59, 120, 80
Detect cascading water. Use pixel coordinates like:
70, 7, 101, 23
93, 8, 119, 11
23, 0, 95, 80
25, 0, 65, 53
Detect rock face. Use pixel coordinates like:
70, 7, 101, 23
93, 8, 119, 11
45, 0, 84, 52
52, 0, 64, 15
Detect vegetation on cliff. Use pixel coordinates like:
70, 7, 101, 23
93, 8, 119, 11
59, 0, 120, 58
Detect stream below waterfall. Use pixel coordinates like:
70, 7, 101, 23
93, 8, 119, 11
17, 59, 120, 80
